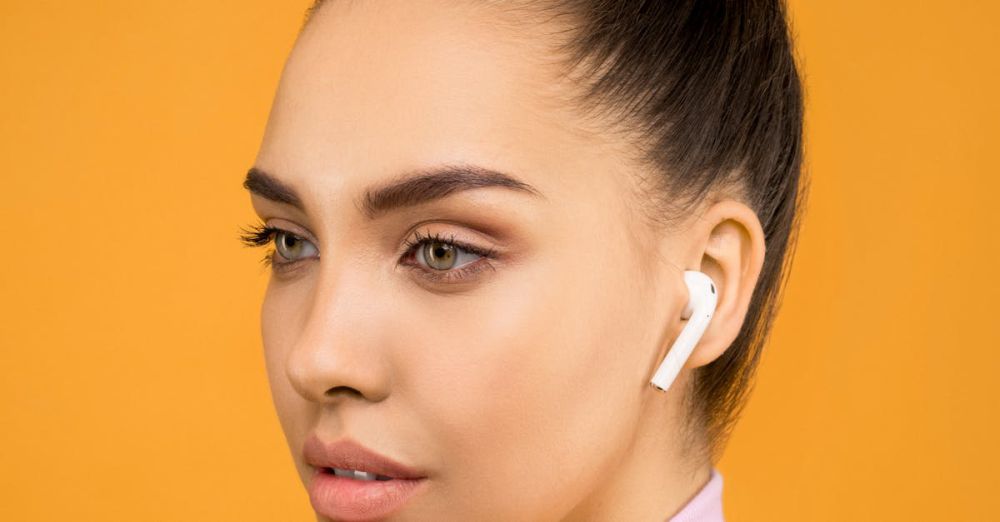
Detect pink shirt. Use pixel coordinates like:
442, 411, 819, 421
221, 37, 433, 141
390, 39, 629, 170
667, 468, 724, 522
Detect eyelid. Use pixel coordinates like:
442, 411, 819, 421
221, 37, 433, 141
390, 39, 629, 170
399, 228, 500, 284
242, 220, 319, 276
265, 218, 318, 245
241, 217, 505, 284
400, 228, 497, 259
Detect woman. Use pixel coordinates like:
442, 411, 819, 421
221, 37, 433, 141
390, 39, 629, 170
239, 0, 805, 520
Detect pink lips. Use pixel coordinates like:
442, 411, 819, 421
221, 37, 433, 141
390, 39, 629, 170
303, 434, 428, 520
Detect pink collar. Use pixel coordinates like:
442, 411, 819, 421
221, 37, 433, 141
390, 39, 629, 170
667, 468, 724, 521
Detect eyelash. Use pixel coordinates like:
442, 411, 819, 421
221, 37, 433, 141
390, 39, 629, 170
400, 229, 498, 283
236, 221, 498, 283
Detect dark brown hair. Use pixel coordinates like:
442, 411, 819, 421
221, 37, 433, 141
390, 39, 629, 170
303, 0, 808, 461
539, 0, 807, 461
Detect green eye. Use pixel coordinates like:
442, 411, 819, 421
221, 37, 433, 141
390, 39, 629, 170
417, 238, 488, 272
403, 231, 498, 284
274, 230, 318, 261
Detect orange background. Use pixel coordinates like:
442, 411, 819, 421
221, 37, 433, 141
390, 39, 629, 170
1, 1, 997, 520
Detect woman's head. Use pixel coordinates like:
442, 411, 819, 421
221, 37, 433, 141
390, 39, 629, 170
242, 0, 803, 519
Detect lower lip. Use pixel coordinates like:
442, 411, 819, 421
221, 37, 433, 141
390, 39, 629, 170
308, 468, 427, 521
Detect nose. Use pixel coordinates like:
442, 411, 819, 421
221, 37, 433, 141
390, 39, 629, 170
283, 271, 392, 406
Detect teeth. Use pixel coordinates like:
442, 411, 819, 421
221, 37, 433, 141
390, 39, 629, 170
354, 470, 379, 481
330, 468, 393, 481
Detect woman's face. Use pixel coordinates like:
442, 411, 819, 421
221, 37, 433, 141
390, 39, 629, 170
250, 1, 695, 520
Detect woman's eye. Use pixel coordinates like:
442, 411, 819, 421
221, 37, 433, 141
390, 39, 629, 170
274, 230, 318, 262
417, 239, 481, 271
402, 232, 498, 284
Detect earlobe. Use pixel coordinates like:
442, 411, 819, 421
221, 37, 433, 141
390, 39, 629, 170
684, 199, 766, 369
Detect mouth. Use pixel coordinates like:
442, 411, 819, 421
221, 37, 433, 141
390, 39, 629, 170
302, 434, 429, 520
320, 466, 394, 481
308, 466, 428, 520
302, 433, 427, 480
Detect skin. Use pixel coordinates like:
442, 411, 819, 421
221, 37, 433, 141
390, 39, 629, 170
248, 1, 766, 520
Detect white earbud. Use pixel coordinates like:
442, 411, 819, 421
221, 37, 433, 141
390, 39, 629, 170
649, 270, 718, 392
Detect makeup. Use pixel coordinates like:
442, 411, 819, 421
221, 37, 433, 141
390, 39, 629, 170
303, 435, 428, 520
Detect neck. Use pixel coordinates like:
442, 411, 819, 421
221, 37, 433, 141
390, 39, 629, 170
562, 379, 712, 521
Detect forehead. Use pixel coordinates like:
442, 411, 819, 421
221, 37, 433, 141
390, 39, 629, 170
255, 0, 639, 219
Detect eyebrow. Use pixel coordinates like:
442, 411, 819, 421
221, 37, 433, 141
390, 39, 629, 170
243, 164, 544, 219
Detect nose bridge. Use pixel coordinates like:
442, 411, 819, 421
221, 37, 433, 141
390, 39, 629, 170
284, 260, 390, 405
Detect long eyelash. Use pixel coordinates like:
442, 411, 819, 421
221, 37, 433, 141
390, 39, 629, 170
401, 229, 498, 260
237, 222, 498, 278
238, 221, 278, 247
237, 221, 278, 268
399, 230, 499, 283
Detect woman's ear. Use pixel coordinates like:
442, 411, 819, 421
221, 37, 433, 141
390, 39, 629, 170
682, 199, 766, 368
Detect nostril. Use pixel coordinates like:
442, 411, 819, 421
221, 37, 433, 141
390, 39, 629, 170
324, 386, 362, 398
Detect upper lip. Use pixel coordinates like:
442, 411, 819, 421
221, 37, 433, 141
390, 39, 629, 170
302, 433, 427, 480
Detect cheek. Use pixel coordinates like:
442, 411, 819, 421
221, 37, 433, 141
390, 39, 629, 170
259, 279, 314, 459
397, 255, 651, 516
